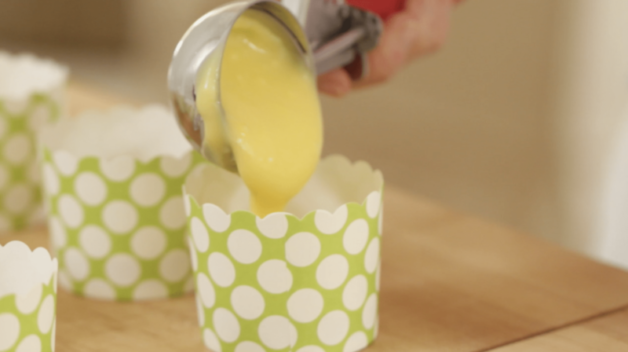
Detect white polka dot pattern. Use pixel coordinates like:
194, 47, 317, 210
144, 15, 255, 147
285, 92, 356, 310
37, 295, 55, 334
56, 271, 72, 291
79, 225, 111, 259
362, 294, 378, 329
286, 232, 321, 267
74, 172, 107, 206
257, 260, 293, 294
15, 334, 41, 352
316, 255, 349, 290
160, 196, 187, 230
100, 156, 135, 182
105, 254, 141, 287
343, 275, 368, 311
43, 164, 59, 196
27, 163, 40, 184
5, 184, 33, 214
133, 280, 169, 300
256, 213, 288, 239
186, 180, 382, 352
288, 289, 324, 323
197, 273, 216, 309
131, 226, 167, 260
15, 284, 42, 315
235, 341, 265, 352
189, 238, 199, 271
364, 238, 380, 274
64, 248, 90, 281
231, 286, 265, 320
102, 201, 138, 234
4, 133, 31, 165
159, 249, 190, 283
48, 217, 66, 248
0, 165, 9, 191
184, 195, 192, 217
365, 192, 381, 219
314, 205, 348, 235
196, 294, 206, 327
130, 173, 165, 207
191, 217, 210, 253
203, 328, 222, 352
258, 316, 297, 350
203, 204, 231, 233
0, 265, 58, 352
343, 332, 369, 352
83, 279, 116, 300
58, 195, 83, 229
318, 310, 350, 346
51, 321, 56, 352
160, 154, 191, 178
0, 313, 20, 350
208, 253, 236, 288
53, 151, 77, 176
343, 219, 369, 255
42, 146, 205, 301
213, 308, 241, 343
296, 346, 326, 352
228, 230, 262, 264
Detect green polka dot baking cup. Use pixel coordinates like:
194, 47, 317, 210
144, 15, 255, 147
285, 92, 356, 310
184, 155, 384, 352
0, 241, 58, 352
0, 52, 68, 232
39, 105, 206, 301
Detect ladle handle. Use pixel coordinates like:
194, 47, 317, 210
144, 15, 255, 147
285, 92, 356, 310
294, 0, 383, 79
313, 27, 365, 75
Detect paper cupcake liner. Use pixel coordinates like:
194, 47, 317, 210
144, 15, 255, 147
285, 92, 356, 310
39, 105, 206, 301
0, 241, 58, 352
41, 147, 206, 301
185, 156, 383, 352
0, 52, 67, 232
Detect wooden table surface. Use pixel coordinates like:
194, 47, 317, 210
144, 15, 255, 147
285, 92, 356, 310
3, 83, 628, 351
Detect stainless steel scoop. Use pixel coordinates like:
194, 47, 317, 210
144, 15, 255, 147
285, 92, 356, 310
168, 0, 382, 173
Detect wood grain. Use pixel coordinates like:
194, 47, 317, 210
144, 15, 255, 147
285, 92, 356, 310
2, 84, 628, 351
369, 192, 628, 351
489, 308, 628, 351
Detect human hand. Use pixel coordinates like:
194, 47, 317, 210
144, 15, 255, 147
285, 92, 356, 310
317, 0, 463, 97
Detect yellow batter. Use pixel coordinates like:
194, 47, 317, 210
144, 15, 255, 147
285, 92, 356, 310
195, 9, 323, 217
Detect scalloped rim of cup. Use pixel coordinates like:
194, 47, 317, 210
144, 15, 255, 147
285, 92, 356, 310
0, 241, 58, 298
42, 149, 196, 172
0, 51, 69, 101
40, 104, 194, 163
184, 154, 384, 221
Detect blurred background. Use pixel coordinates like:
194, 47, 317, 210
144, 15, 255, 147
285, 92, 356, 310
1, 0, 628, 262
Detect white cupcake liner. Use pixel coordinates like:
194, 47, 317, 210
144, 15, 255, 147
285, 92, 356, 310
0, 241, 58, 352
185, 155, 384, 352
0, 51, 68, 232
40, 105, 206, 301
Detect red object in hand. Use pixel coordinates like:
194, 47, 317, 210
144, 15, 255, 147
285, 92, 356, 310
346, 0, 405, 20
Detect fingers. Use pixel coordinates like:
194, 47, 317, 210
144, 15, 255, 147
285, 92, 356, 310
355, 0, 454, 88
353, 14, 413, 87
317, 69, 353, 97
405, 0, 453, 57
317, 0, 459, 95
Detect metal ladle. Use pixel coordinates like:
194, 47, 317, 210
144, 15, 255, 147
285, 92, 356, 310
168, 0, 382, 173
